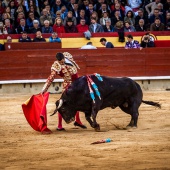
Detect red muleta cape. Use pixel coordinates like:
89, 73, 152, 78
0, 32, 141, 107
22, 92, 52, 134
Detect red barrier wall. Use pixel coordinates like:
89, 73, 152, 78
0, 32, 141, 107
0, 48, 170, 81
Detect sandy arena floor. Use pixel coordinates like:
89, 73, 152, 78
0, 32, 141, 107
0, 91, 170, 170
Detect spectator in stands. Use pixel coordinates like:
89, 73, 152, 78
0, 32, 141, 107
18, 31, 32, 42
140, 33, 155, 50
145, 0, 161, 17
165, 11, 170, 27
14, 5, 26, 22
76, 18, 89, 33
79, 0, 90, 14
0, 21, 4, 34
4, 6, 11, 19
6, 35, 12, 42
124, 21, 136, 32
97, 3, 111, 19
86, 3, 94, 18
67, 0, 76, 11
77, 9, 89, 25
89, 17, 104, 33
49, 32, 61, 42
135, 19, 147, 31
16, 19, 29, 34
76, 18, 91, 39
4, 18, 15, 34
33, 31, 46, 42
125, 34, 140, 49
0, 1, 5, 19
40, 8, 53, 26
26, 12, 38, 29
135, 8, 149, 27
40, 0, 49, 12
103, 19, 115, 32
29, 19, 41, 34
149, 8, 165, 24
100, 37, 114, 48
127, 0, 142, 12
27, 5, 40, 19
94, 0, 108, 12
70, 3, 78, 19
163, 0, 170, 13
44, 4, 55, 22
2, 0, 11, 8
80, 41, 97, 49
1, 12, 12, 25
111, 10, 123, 27
150, 17, 165, 31
14, 11, 25, 28
124, 10, 135, 26
157, 3, 166, 20
60, 5, 68, 20
166, 22, 170, 30
99, 12, 111, 26
64, 17, 78, 33
51, 0, 65, 14
41, 20, 53, 33
28, 1, 40, 16
63, 11, 77, 26
8, 0, 17, 22
90, 11, 99, 22
53, 17, 65, 33
110, 2, 125, 19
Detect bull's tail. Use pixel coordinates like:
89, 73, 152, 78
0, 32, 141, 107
142, 100, 161, 109
50, 108, 58, 116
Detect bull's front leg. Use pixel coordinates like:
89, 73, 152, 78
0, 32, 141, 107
91, 106, 100, 131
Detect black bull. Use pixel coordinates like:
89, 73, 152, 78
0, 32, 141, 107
51, 75, 161, 131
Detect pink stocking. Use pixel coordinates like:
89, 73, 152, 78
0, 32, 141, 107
58, 113, 63, 129
75, 111, 82, 125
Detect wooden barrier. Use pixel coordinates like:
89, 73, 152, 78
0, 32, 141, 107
4, 42, 61, 50
154, 40, 170, 47
0, 48, 170, 81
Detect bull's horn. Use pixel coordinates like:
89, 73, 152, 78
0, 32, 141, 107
57, 99, 63, 109
50, 109, 58, 116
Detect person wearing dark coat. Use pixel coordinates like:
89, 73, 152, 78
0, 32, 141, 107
64, 18, 78, 33
100, 37, 114, 48
140, 33, 155, 49
16, 19, 30, 34
33, 31, 46, 42
29, 19, 41, 34
18, 31, 32, 42
135, 19, 147, 31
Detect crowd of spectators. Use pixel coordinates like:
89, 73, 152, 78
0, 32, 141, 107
0, 0, 170, 35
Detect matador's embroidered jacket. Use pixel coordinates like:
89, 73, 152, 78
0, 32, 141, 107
42, 52, 80, 93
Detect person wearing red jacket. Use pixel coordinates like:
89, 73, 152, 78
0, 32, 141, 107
53, 17, 65, 33
76, 18, 89, 33
41, 52, 87, 131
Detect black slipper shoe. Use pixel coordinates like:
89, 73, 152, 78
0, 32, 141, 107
57, 128, 66, 131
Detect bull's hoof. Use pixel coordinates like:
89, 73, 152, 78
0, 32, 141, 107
74, 122, 87, 129
94, 125, 100, 132
126, 125, 137, 129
